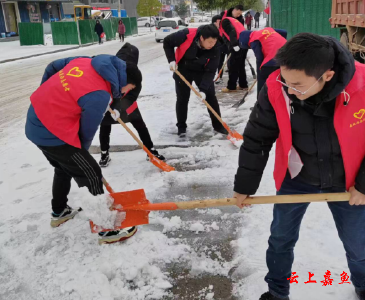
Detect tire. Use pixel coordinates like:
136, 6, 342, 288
145, 23, 150, 27
155, 39, 160, 43
340, 32, 349, 50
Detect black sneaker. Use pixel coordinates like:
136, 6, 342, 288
259, 292, 289, 300
214, 127, 229, 135
98, 226, 137, 245
178, 128, 186, 138
147, 148, 166, 161
51, 205, 82, 228
356, 290, 365, 300
99, 151, 111, 167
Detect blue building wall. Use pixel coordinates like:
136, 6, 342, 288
40, 2, 49, 22
0, 4, 6, 33
18, 2, 30, 22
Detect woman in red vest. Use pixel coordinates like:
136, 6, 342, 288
25, 54, 142, 244
233, 33, 365, 300
163, 24, 227, 137
240, 27, 287, 98
220, 7, 249, 93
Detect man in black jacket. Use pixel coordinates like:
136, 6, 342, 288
163, 24, 227, 137
99, 43, 165, 166
220, 5, 249, 93
212, 15, 228, 85
234, 33, 365, 300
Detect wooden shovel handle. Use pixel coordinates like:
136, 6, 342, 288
214, 53, 232, 81
247, 79, 257, 93
102, 177, 115, 194
109, 107, 147, 151
174, 70, 226, 127
174, 193, 350, 209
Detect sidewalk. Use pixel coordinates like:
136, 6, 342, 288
0, 28, 154, 64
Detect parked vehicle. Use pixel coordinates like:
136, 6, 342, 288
137, 17, 155, 27
330, 0, 365, 58
155, 18, 187, 42
154, 16, 166, 26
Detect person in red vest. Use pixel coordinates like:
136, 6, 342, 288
220, 5, 249, 93
244, 11, 253, 30
212, 14, 228, 85
240, 27, 287, 98
163, 24, 227, 137
25, 54, 142, 244
233, 33, 365, 300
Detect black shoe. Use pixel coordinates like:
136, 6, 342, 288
178, 128, 186, 138
214, 127, 229, 135
99, 151, 111, 167
51, 205, 82, 228
356, 290, 365, 300
259, 292, 289, 300
147, 148, 166, 161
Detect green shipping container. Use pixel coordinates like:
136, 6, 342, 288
271, 0, 340, 39
51, 22, 79, 45
19, 23, 43, 46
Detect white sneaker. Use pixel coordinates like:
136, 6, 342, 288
98, 226, 137, 245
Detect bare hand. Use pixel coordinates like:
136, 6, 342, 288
233, 192, 250, 208
349, 187, 365, 205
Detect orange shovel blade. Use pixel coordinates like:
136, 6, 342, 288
90, 189, 150, 233
222, 123, 243, 145
145, 146, 175, 172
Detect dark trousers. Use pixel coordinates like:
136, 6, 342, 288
257, 65, 280, 98
227, 49, 248, 90
217, 52, 226, 79
247, 24, 252, 30
119, 33, 125, 42
38, 144, 104, 214
98, 35, 102, 44
255, 20, 259, 28
174, 68, 224, 131
99, 108, 154, 151
265, 176, 365, 298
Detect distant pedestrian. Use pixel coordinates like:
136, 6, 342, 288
94, 20, 104, 45
254, 11, 261, 28
245, 12, 253, 30
118, 19, 126, 42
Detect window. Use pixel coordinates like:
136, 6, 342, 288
75, 7, 82, 17
158, 20, 177, 28
178, 20, 182, 25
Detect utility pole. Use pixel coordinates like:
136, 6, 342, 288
118, 0, 121, 17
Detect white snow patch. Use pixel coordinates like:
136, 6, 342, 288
189, 222, 205, 233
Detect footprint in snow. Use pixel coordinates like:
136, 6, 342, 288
21, 164, 32, 168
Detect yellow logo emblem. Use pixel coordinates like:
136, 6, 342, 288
354, 109, 365, 120
67, 67, 84, 78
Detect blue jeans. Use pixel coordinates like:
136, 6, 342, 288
265, 177, 365, 298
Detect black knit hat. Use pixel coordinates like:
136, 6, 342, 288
212, 15, 222, 24
126, 61, 142, 85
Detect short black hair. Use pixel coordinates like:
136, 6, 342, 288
275, 32, 335, 79
199, 24, 220, 40
126, 61, 142, 85
234, 5, 244, 11
212, 15, 222, 24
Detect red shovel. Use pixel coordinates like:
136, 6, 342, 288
90, 180, 350, 232
174, 70, 243, 145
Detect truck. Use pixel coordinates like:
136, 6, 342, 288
330, 0, 365, 58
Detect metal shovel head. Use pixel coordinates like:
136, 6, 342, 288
145, 146, 175, 172
90, 189, 150, 233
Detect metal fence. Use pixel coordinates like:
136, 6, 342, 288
19, 23, 43, 46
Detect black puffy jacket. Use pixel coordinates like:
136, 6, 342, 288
233, 37, 363, 195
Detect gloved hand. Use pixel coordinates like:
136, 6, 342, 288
169, 61, 177, 72
199, 91, 206, 101
110, 109, 120, 121
233, 46, 240, 52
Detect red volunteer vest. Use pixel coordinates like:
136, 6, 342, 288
266, 63, 365, 191
219, 10, 228, 37
175, 28, 198, 64
221, 17, 245, 41
30, 58, 112, 148
249, 27, 286, 68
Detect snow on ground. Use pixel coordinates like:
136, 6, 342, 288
0, 19, 359, 300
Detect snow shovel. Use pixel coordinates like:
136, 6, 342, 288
232, 79, 257, 109
246, 59, 257, 79
214, 53, 232, 82
174, 70, 243, 145
90, 188, 350, 231
108, 108, 175, 172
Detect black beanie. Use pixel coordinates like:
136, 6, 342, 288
126, 61, 142, 85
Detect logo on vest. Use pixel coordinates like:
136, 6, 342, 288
262, 29, 274, 40
350, 109, 365, 128
67, 67, 84, 78
59, 70, 70, 92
